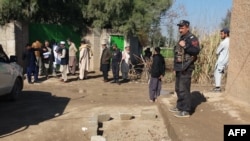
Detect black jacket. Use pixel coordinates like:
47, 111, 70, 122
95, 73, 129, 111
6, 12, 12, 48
60, 48, 69, 65
150, 54, 166, 78
174, 31, 200, 71
22, 48, 37, 68
111, 49, 122, 64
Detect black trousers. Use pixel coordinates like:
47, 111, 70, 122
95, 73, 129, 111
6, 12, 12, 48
175, 69, 193, 112
112, 62, 120, 81
101, 64, 110, 80
27, 66, 38, 82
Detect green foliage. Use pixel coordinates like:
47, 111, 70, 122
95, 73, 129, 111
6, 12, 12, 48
0, 0, 86, 30
86, 0, 173, 35
0, 0, 173, 36
0, 0, 38, 24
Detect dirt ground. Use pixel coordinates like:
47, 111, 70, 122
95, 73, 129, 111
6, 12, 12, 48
0, 72, 174, 141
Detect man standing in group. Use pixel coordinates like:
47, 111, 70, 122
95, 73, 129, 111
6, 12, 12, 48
78, 39, 91, 80
121, 46, 130, 81
148, 47, 165, 102
169, 20, 200, 118
32, 40, 43, 76
213, 28, 230, 92
111, 44, 122, 84
22, 43, 38, 84
51, 39, 60, 76
41, 40, 52, 79
67, 38, 78, 75
100, 41, 111, 82
59, 41, 69, 83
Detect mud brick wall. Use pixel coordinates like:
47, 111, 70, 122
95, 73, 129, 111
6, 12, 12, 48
225, 0, 250, 105
0, 21, 28, 67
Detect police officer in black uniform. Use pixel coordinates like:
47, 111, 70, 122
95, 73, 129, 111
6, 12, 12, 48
169, 20, 200, 117
111, 44, 122, 84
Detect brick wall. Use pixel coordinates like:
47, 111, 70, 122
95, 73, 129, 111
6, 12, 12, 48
0, 23, 16, 56
225, 0, 250, 105
0, 21, 28, 67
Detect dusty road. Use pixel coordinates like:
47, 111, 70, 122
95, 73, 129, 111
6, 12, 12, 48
0, 72, 173, 141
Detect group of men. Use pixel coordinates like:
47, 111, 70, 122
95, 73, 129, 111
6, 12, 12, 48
100, 42, 131, 84
22, 39, 81, 83
22, 19, 230, 118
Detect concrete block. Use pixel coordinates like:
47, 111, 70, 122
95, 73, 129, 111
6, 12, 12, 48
87, 126, 98, 136
141, 109, 157, 120
91, 135, 106, 141
97, 114, 111, 122
83, 116, 98, 137
119, 113, 133, 120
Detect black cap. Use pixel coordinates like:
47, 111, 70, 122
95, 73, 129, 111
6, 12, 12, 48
177, 20, 190, 27
154, 47, 161, 53
220, 28, 230, 34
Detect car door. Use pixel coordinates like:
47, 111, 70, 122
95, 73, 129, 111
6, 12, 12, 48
0, 53, 13, 96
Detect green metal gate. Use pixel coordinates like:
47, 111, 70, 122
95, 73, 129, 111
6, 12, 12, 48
110, 35, 124, 51
29, 23, 81, 48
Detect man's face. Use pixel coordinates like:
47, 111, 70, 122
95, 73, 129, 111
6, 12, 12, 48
67, 41, 71, 45
220, 32, 227, 39
102, 44, 106, 49
178, 25, 189, 36
126, 47, 130, 52
60, 44, 65, 48
45, 41, 49, 47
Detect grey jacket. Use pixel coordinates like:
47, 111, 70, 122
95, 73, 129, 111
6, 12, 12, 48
100, 47, 111, 64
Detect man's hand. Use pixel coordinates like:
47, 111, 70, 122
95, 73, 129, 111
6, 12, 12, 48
159, 75, 163, 80
179, 40, 186, 47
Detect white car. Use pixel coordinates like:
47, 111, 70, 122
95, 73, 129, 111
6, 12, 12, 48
0, 49, 23, 100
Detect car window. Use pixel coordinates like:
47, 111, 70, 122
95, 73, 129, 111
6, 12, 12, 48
0, 51, 9, 63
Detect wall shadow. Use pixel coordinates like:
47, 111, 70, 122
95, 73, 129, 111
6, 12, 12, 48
0, 90, 70, 138
190, 91, 207, 114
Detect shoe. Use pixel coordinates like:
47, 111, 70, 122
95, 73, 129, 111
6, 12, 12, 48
174, 111, 190, 118
28, 81, 33, 84
149, 99, 154, 103
104, 79, 108, 82
212, 87, 221, 92
117, 81, 120, 85
110, 80, 116, 83
169, 107, 180, 113
77, 77, 83, 81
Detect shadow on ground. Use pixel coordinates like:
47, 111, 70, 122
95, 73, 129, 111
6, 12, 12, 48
0, 91, 70, 138
190, 91, 207, 114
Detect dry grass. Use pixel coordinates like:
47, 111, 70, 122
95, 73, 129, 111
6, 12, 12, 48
192, 30, 221, 84
163, 29, 222, 84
